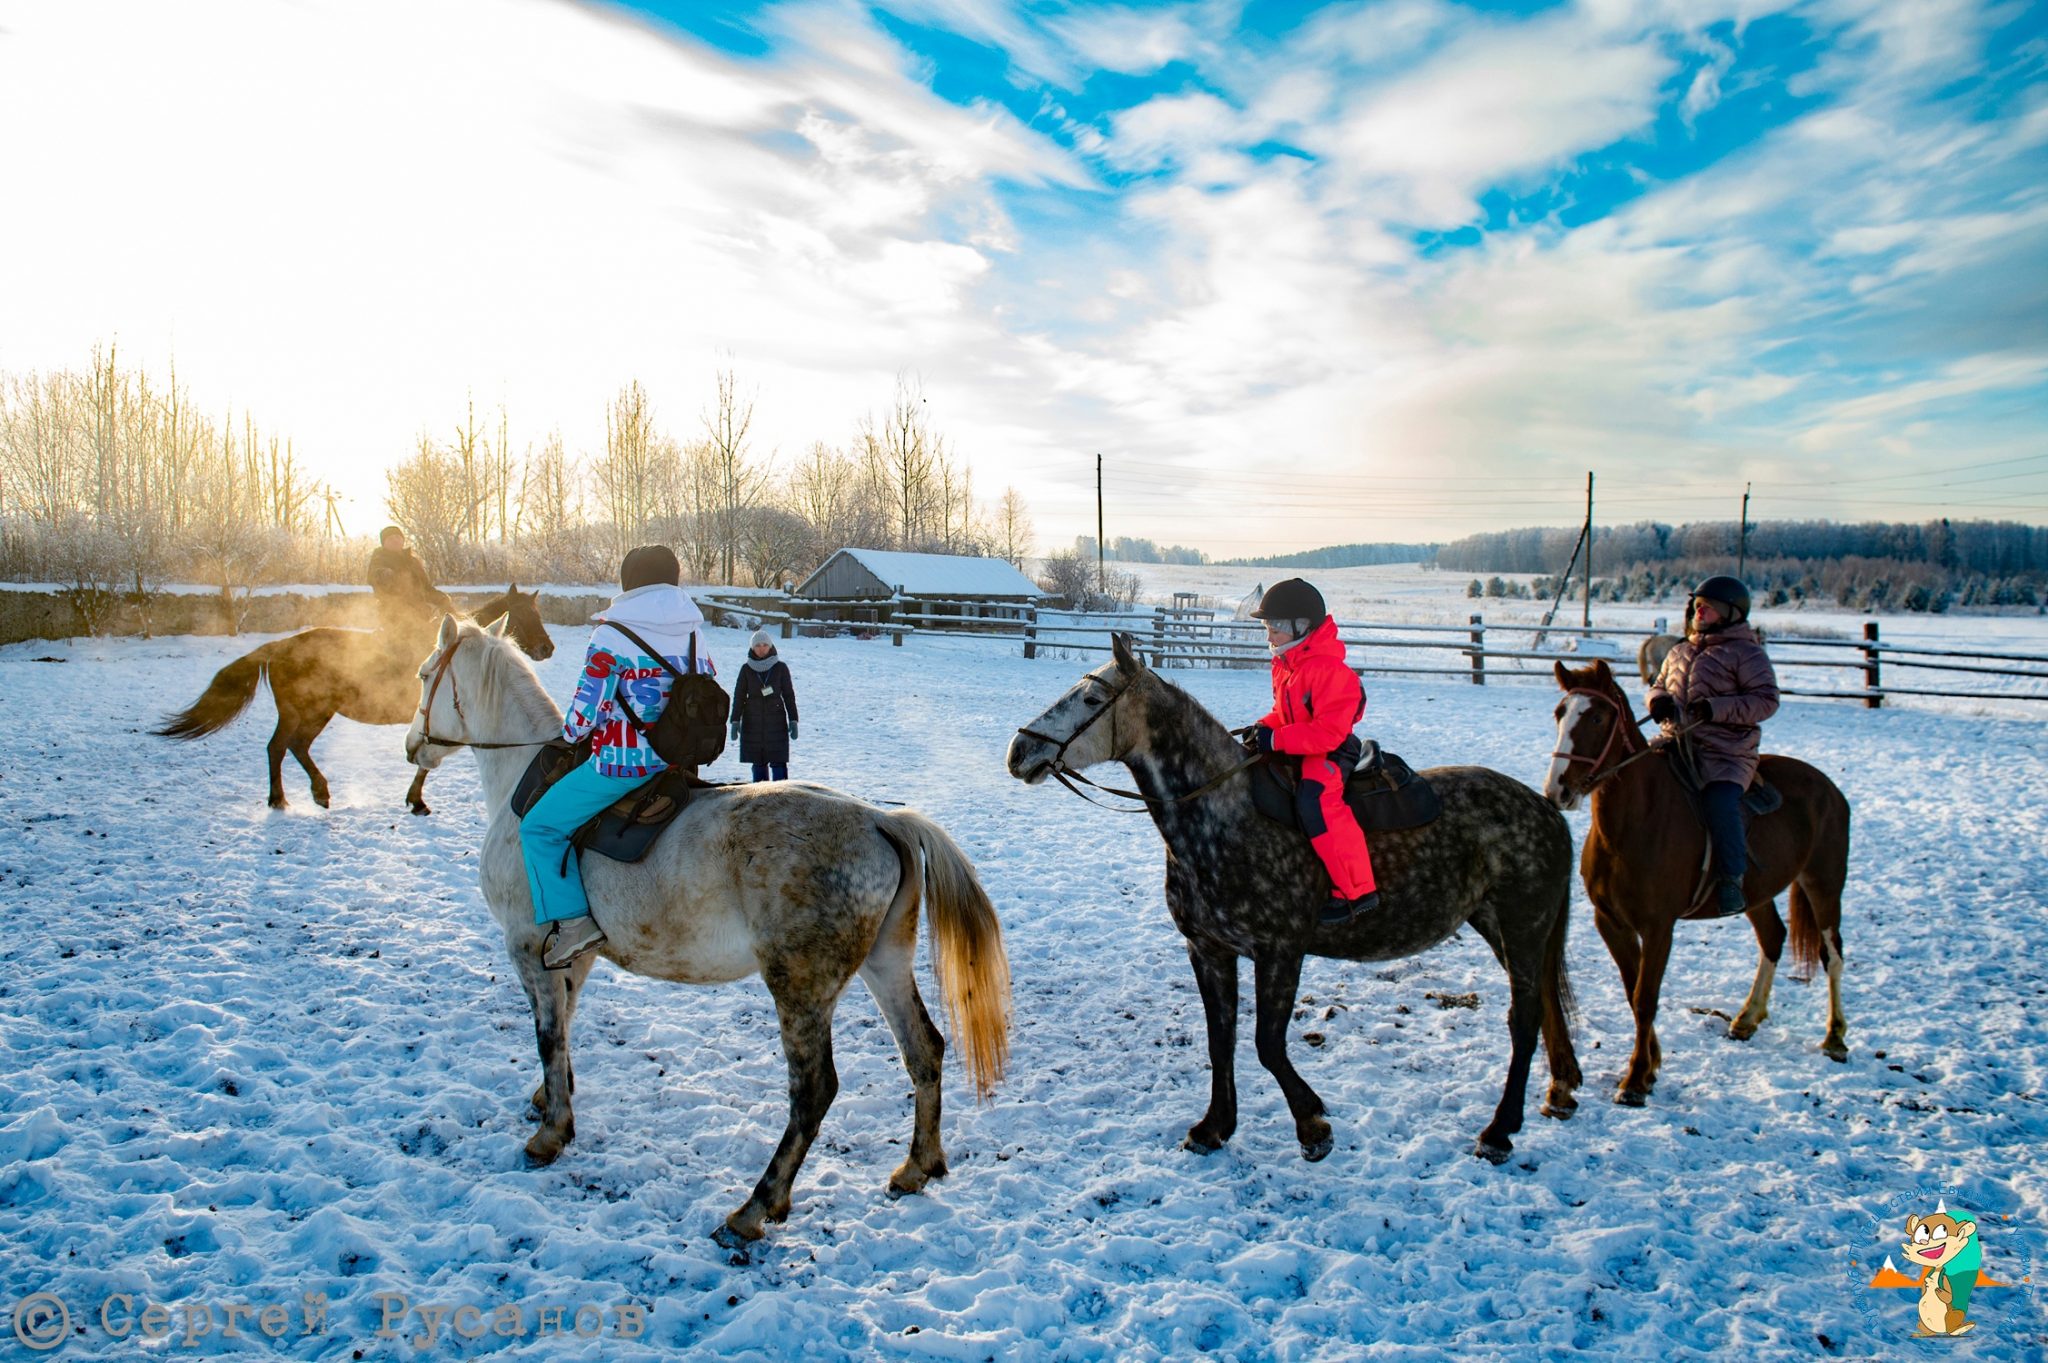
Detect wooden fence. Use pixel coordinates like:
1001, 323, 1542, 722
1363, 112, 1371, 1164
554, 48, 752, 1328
692, 593, 2048, 709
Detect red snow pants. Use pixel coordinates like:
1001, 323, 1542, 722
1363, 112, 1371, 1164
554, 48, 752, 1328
1297, 753, 1376, 900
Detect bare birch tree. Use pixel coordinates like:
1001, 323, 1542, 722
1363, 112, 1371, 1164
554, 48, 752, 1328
702, 362, 767, 584
996, 486, 1032, 569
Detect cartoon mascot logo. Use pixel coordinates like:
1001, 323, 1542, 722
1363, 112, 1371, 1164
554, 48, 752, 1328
1867, 1200, 1987, 1337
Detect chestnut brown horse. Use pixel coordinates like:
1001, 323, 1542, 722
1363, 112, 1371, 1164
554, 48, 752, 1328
1544, 660, 1850, 1106
154, 587, 553, 812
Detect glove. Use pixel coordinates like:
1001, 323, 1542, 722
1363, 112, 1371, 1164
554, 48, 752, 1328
1253, 724, 1276, 755
1687, 699, 1714, 724
728, 720, 741, 742
1647, 695, 1678, 725
788, 721, 798, 741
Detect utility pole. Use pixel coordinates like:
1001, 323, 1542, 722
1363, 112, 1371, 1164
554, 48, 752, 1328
1095, 453, 1105, 597
1582, 470, 1594, 629
1737, 482, 1751, 581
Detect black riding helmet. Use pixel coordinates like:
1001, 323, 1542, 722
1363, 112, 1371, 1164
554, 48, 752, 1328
1249, 578, 1327, 630
1688, 574, 1751, 629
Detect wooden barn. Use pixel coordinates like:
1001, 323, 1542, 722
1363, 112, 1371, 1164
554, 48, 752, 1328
793, 548, 1045, 629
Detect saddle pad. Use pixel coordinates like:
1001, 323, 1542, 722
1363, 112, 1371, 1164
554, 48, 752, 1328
511, 742, 717, 865
576, 767, 717, 864
1249, 745, 1442, 834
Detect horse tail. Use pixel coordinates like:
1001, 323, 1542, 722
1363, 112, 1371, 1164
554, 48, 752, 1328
1543, 880, 1578, 1028
153, 641, 281, 739
881, 808, 1010, 1100
1786, 881, 1822, 985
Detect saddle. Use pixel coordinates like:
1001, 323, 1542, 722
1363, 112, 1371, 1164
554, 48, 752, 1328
1248, 735, 1442, 834
509, 739, 724, 865
1665, 739, 1782, 920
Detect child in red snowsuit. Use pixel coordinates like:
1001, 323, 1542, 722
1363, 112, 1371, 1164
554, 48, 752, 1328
1250, 579, 1381, 926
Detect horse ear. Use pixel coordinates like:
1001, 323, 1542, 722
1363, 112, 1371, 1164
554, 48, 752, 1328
485, 614, 510, 638
1592, 659, 1614, 686
508, 581, 520, 596
437, 614, 461, 648
1553, 661, 1570, 689
1111, 631, 1141, 675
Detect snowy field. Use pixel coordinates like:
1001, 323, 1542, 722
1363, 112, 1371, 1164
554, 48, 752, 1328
3, 605, 2047, 1360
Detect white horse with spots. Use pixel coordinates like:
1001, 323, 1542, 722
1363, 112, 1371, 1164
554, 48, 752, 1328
405, 615, 1010, 1247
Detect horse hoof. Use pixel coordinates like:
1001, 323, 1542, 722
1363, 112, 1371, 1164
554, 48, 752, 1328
887, 1163, 929, 1198
523, 1131, 566, 1166
710, 1223, 755, 1255
1180, 1129, 1226, 1155
409, 803, 431, 817
1822, 1041, 1849, 1063
1540, 1099, 1578, 1121
1473, 1138, 1512, 1165
267, 797, 288, 810
1300, 1135, 1333, 1163
314, 794, 331, 809
1614, 1088, 1647, 1108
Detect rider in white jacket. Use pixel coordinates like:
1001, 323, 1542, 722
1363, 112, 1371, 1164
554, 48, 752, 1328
524, 545, 717, 968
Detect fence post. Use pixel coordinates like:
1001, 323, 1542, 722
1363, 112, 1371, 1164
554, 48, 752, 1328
1150, 612, 1165, 669
780, 615, 793, 640
1023, 605, 1037, 660
1469, 614, 1485, 685
1862, 620, 1881, 708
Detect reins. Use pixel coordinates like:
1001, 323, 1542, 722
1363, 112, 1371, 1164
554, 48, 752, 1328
415, 636, 556, 752
1016, 673, 1264, 814
1553, 687, 1703, 791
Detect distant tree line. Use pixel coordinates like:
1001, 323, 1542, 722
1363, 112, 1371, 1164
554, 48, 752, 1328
1438, 519, 2048, 613
1075, 535, 1208, 565
1218, 541, 1439, 569
1, 350, 1037, 625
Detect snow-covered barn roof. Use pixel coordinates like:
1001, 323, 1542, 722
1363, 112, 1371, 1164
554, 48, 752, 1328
797, 548, 1047, 600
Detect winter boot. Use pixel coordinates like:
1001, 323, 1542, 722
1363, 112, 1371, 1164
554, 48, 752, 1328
542, 914, 607, 970
1321, 890, 1382, 927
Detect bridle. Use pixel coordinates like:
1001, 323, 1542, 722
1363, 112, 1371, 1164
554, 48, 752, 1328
1552, 687, 1701, 792
413, 635, 553, 753
1015, 672, 1262, 814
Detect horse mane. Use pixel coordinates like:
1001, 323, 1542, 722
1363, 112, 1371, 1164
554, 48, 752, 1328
465, 622, 562, 733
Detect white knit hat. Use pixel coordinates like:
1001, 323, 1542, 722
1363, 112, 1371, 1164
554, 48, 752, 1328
749, 628, 774, 650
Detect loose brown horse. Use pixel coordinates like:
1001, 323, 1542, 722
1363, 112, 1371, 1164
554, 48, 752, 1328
154, 587, 553, 812
1544, 660, 1850, 1106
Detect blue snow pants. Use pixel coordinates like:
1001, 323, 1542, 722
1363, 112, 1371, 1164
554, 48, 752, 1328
520, 763, 650, 925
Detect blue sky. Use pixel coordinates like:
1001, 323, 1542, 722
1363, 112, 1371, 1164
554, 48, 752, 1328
1, 0, 2044, 554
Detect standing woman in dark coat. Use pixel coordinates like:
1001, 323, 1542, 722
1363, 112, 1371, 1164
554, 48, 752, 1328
731, 628, 798, 781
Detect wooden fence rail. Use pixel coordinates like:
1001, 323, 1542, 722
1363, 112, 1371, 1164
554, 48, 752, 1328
696, 593, 2048, 709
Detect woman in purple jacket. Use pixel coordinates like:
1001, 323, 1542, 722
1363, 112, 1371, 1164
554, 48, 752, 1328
1645, 575, 1780, 916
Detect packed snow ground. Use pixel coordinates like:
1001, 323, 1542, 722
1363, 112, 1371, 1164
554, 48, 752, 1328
3, 607, 2046, 1360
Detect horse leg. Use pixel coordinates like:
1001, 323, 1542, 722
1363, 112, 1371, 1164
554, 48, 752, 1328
1617, 917, 1675, 1106
518, 958, 579, 1165
1251, 953, 1330, 1161
1799, 879, 1851, 1062
265, 722, 291, 808
1730, 901, 1787, 1042
717, 988, 842, 1247
1181, 942, 1240, 1154
528, 966, 585, 1113
857, 927, 948, 1195
286, 712, 334, 808
1538, 884, 1582, 1120
1466, 908, 1544, 1163
406, 767, 432, 816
